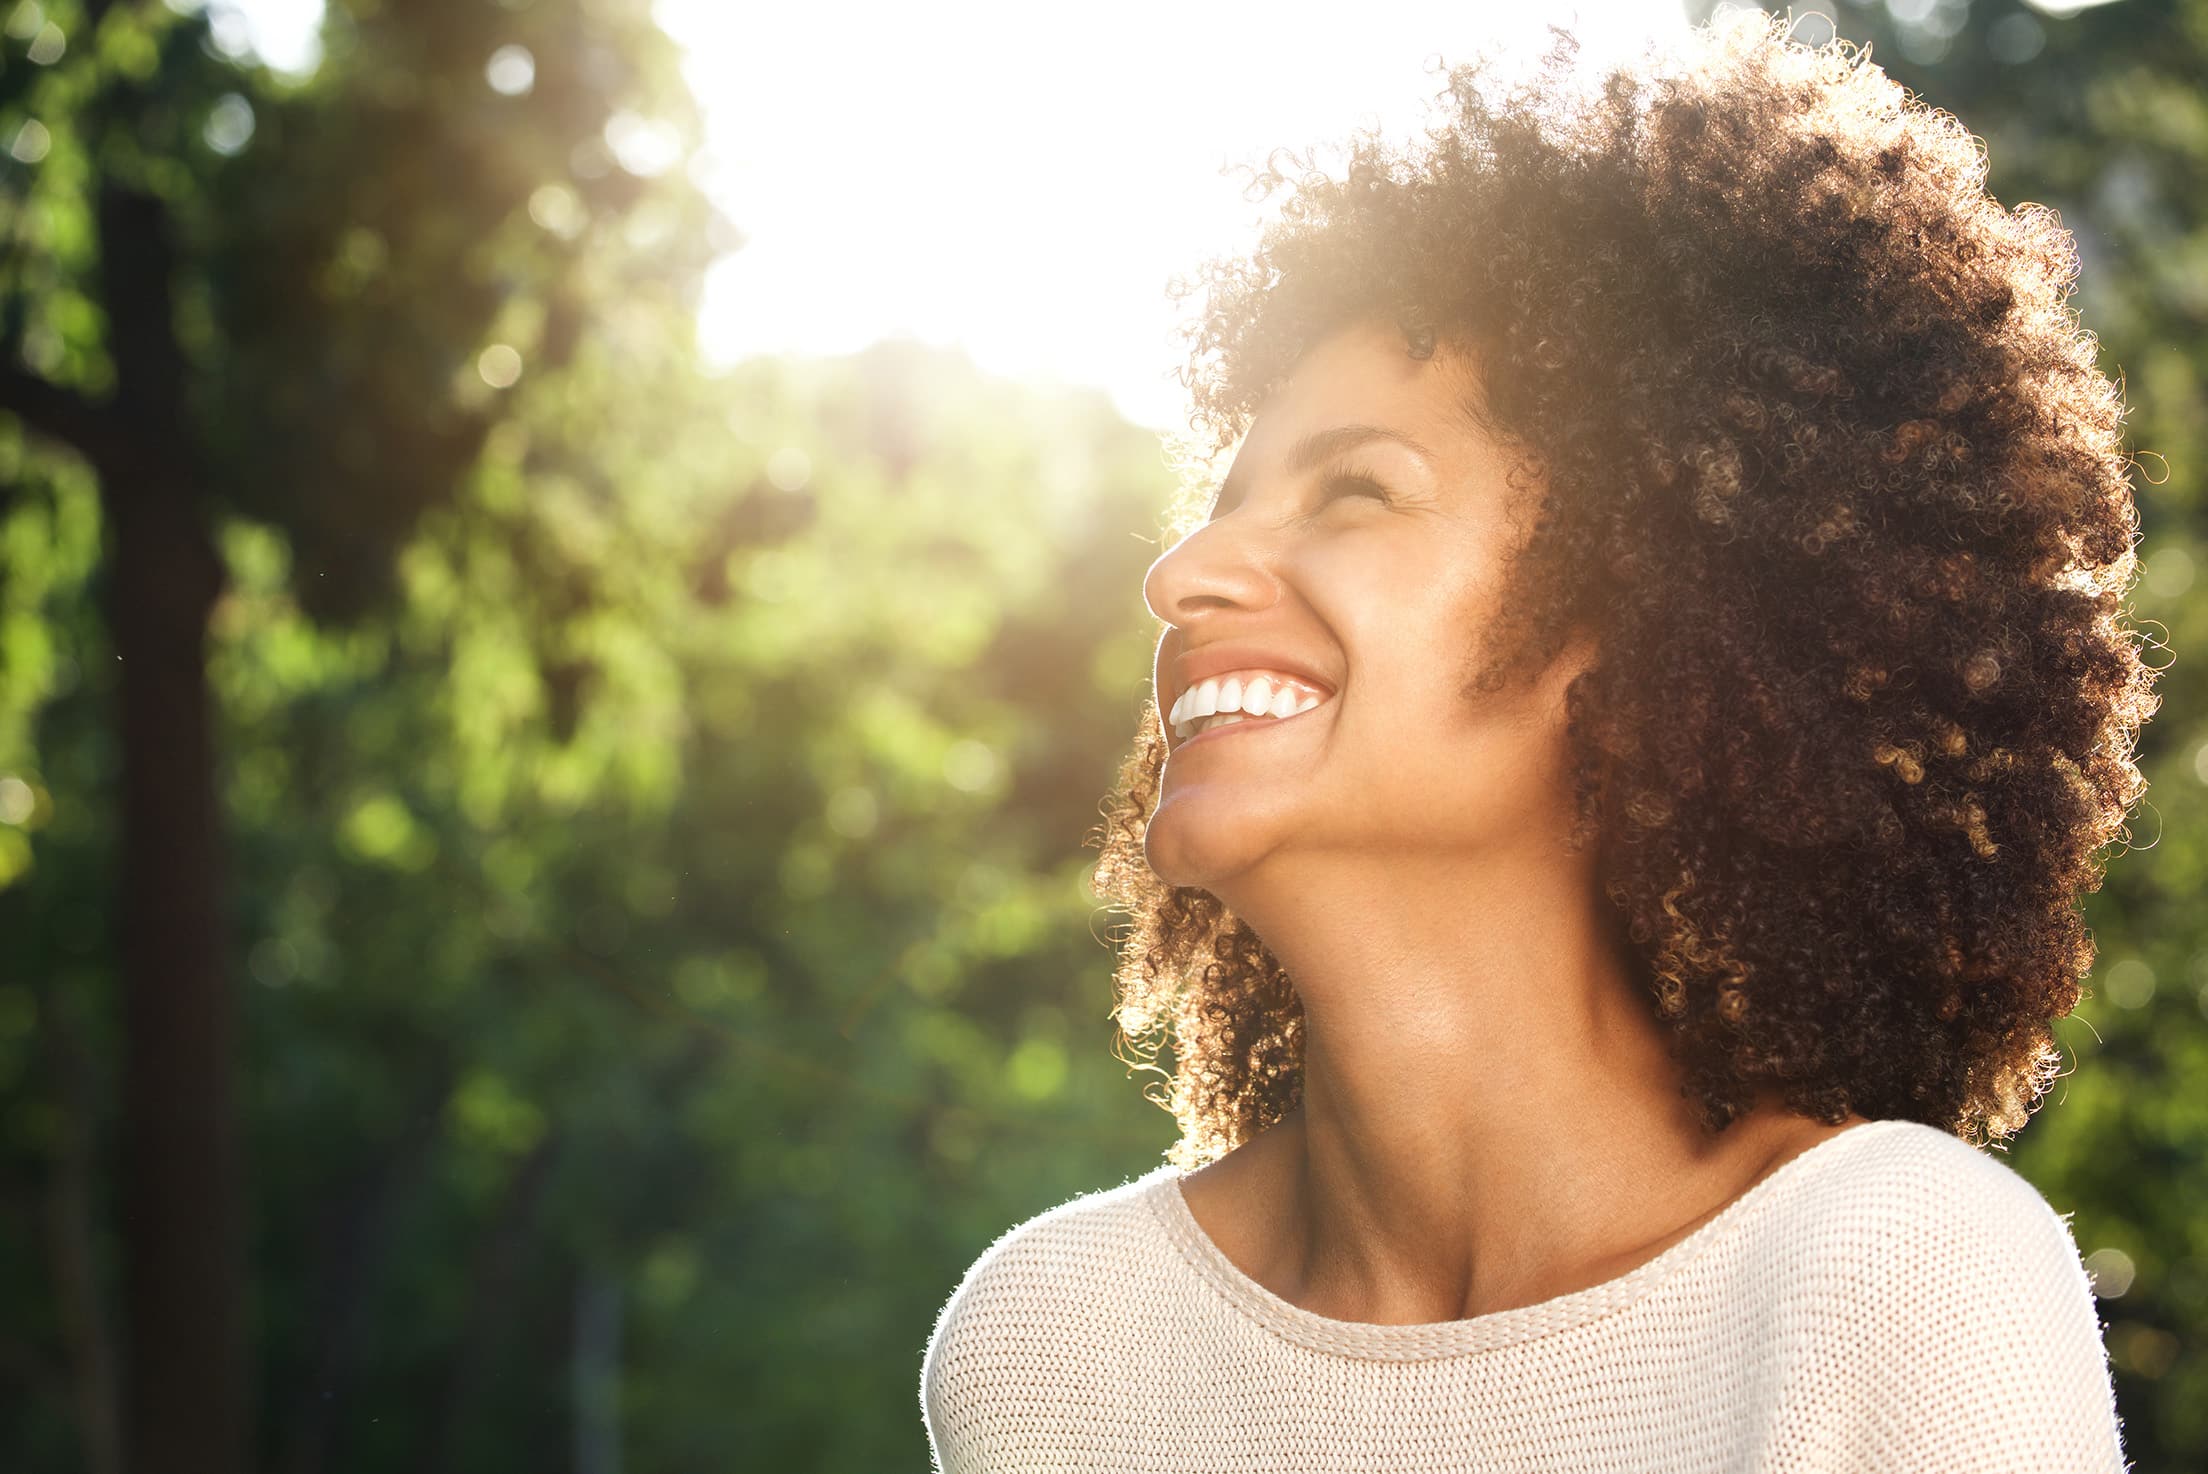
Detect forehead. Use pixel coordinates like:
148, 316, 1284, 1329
1233, 321, 1487, 468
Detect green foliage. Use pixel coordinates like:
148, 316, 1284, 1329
4, 320, 1178, 1468
237, 341, 1176, 1472
2, 2, 1175, 1470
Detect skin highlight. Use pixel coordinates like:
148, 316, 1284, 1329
1143, 322, 1866, 1325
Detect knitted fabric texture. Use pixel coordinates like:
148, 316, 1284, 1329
920, 1119, 2130, 1472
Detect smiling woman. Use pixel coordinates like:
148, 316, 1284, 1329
921, 11, 2152, 1472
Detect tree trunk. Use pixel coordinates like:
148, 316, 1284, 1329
278, 1066, 454, 1474
105, 474, 243, 1474
39, 971, 123, 1474
423, 1132, 562, 1474
571, 1267, 623, 1474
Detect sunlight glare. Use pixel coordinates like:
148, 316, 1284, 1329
660, 0, 1694, 429
226, 0, 1699, 429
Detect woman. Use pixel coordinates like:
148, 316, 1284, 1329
923, 14, 2153, 1472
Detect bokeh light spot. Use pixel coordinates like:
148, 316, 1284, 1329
2102, 957, 2155, 1010
603, 110, 683, 177
477, 343, 523, 388
203, 93, 257, 155
528, 182, 588, 240
2083, 1246, 2136, 1298
485, 42, 535, 96
765, 446, 811, 492
2143, 544, 2194, 599
2110, 1321, 2180, 1379
1987, 11, 2046, 64
1005, 1037, 1068, 1102
9, 118, 49, 164
942, 739, 999, 794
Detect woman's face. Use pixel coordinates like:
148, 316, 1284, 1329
1142, 320, 1596, 894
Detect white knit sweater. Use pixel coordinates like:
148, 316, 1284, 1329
920, 1118, 2129, 1472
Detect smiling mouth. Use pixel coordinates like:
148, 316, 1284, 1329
1170, 700, 1329, 752
1166, 672, 1333, 742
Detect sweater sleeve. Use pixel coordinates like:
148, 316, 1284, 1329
919, 1254, 980, 1474
1848, 1158, 2131, 1473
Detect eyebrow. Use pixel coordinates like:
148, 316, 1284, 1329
1210, 423, 1437, 517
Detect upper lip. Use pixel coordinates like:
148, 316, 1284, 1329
1166, 642, 1338, 722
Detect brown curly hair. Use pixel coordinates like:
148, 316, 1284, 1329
1087, 14, 2161, 1170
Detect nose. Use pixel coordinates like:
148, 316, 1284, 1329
1142, 516, 1281, 629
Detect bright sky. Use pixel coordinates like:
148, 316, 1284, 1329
225, 0, 1703, 429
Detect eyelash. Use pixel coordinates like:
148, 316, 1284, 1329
1322, 470, 1391, 503
1207, 467, 1391, 524
1295, 468, 1391, 525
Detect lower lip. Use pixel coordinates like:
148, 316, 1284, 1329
1169, 702, 1329, 753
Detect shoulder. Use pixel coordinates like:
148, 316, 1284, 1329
927, 1163, 1178, 1335
1771, 1119, 2103, 1311
1752, 1119, 2131, 1472
920, 1165, 1181, 1469
1770, 1118, 2085, 1248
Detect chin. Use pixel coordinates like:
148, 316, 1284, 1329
1140, 833, 1204, 891
1142, 814, 1265, 894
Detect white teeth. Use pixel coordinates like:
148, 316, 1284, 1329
1165, 671, 1334, 742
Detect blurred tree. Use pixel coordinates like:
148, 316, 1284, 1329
1687, 2, 2207, 1467
0, 2, 728, 1470
1, 297, 1183, 1474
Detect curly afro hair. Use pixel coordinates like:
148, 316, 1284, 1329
1088, 14, 2161, 1170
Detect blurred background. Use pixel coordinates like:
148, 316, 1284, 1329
0, 0, 2199, 1470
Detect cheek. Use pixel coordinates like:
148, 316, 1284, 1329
1335, 558, 1492, 693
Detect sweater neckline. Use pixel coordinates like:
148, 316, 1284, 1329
1144, 1116, 1914, 1361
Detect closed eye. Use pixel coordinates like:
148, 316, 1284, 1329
1324, 471, 1391, 502
1208, 467, 1393, 526
1284, 470, 1392, 530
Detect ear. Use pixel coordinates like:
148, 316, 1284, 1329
1545, 621, 1603, 701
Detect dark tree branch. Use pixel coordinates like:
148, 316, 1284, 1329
0, 365, 121, 469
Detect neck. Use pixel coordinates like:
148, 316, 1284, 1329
1204, 843, 1820, 1326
